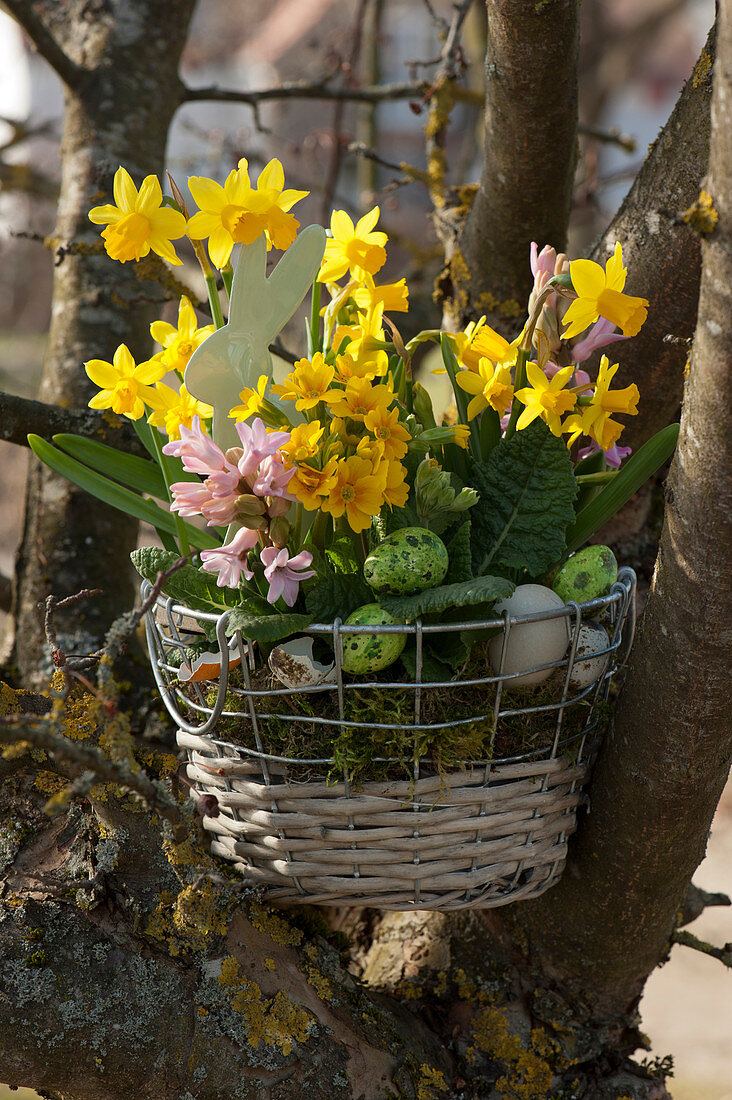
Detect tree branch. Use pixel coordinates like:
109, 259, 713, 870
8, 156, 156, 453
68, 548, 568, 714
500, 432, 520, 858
1, 0, 82, 89
446, 0, 580, 332
671, 930, 732, 968
678, 882, 731, 927
590, 27, 715, 451
0, 390, 148, 456
181, 78, 427, 106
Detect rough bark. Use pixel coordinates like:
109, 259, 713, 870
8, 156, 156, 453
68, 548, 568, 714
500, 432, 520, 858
5, 0, 195, 684
0, 390, 147, 455
587, 26, 715, 453
439, 0, 579, 334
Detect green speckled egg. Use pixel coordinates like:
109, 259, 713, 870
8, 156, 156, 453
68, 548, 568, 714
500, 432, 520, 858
552, 545, 618, 605
364, 527, 448, 596
341, 604, 407, 674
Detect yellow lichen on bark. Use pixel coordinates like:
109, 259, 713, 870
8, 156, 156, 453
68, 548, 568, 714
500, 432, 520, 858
217, 955, 313, 1055
467, 1006, 553, 1099
682, 190, 719, 234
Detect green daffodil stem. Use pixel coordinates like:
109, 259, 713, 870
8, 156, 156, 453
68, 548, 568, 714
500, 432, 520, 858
221, 263, 234, 300
204, 271, 226, 330
308, 280, 322, 357
504, 347, 529, 440
149, 424, 190, 556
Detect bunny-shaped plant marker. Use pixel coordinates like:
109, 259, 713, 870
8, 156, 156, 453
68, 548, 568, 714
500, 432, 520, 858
185, 224, 326, 450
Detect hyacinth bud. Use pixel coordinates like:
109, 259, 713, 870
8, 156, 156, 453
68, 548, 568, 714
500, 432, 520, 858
534, 305, 561, 354
269, 516, 290, 548
235, 509, 269, 531
225, 446, 245, 465
267, 495, 291, 518
235, 493, 267, 515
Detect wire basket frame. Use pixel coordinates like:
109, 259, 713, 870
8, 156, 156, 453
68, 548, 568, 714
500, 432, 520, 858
143, 568, 636, 910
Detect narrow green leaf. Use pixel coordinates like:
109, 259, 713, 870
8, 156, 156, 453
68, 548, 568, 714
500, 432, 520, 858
380, 575, 514, 620
470, 420, 577, 577
225, 610, 312, 644
29, 435, 219, 550
566, 424, 679, 553
52, 433, 167, 497
439, 333, 481, 460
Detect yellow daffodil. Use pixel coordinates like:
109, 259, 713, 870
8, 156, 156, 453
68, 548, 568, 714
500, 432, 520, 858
450, 424, 471, 450
321, 454, 387, 532
563, 243, 648, 339
363, 404, 411, 462
147, 382, 213, 440
332, 303, 389, 377
318, 206, 387, 283
515, 362, 577, 437
456, 359, 514, 420
450, 317, 513, 373
379, 460, 410, 510
352, 274, 409, 314
289, 456, 339, 511
280, 421, 324, 465
85, 344, 166, 421
571, 356, 640, 451
271, 353, 337, 411
150, 296, 215, 374
89, 167, 187, 265
326, 377, 394, 422
229, 375, 269, 422
187, 158, 308, 267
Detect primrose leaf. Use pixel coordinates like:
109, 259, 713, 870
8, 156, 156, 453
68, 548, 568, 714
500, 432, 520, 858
305, 572, 373, 623
225, 610, 312, 645
444, 519, 473, 583
130, 547, 268, 617
380, 575, 514, 620
470, 420, 577, 577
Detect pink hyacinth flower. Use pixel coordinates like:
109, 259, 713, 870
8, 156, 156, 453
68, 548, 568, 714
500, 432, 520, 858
530, 242, 557, 278
200, 527, 260, 588
169, 481, 218, 517
163, 416, 236, 479
577, 440, 633, 469
251, 455, 297, 501
235, 418, 291, 479
260, 546, 316, 607
572, 317, 628, 364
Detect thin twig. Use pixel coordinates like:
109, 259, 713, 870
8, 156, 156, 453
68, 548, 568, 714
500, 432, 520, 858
43, 590, 103, 668
671, 929, 732, 969
678, 882, 731, 928
578, 122, 637, 154
2, 0, 82, 90
0, 719, 187, 840
181, 79, 427, 107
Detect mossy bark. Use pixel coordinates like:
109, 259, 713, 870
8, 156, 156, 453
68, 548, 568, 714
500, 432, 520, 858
5, 0, 195, 683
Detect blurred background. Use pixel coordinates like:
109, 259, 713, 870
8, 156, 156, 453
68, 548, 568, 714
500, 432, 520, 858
0, 1, 728, 1097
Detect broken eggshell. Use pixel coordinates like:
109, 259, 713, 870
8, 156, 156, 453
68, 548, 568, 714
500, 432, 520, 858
269, 636, 337, 689
179, 639, 245, 683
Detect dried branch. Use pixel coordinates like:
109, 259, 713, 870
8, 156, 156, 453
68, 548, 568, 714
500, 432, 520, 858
678, 882, 731, 927
43, 589, 103, 668
0, 718, 187, 839
0, 390, 148, 456
577, 122, 636, 153
181, 78, 426, 107
1, 0, 82, 90
671, 929, 732, 969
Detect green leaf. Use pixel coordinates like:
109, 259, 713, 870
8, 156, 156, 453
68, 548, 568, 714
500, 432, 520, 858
325, 536, 360, 575
52, 433, 168, 497
29, 435, 219, 550
566, 424, 679, 553
439, 333, 480, 460
400, 644, 452, 682
444, 519, 473, 583
131, 547, 267, 616
305, 571, 372, 623
225, 610, 312, 644
470, 420, 577, 577
381, 575, 514, 620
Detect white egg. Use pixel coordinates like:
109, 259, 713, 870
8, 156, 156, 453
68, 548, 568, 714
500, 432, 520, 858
568, 622, 610, 689
489, 584, 570, 688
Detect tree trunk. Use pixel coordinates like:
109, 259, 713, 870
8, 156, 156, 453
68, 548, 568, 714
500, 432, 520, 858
5, 0, 196, 684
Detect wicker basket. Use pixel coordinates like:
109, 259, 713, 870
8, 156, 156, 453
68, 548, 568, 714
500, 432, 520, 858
144, 568, 636, 910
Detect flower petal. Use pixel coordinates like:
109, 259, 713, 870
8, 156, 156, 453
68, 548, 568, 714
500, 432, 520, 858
112, 344, 136, 376
136, 174, 163, 215
150, 206, 187, 239
113, 166, 137, 212
88, 390, 113, 410
85, 359, 118, 388
88, 204, 122, 226
208, 225, 234, 269
330, 209, 355, 241
148, 231, 182, 266
150, 320, 177, 345
569, 258, 606, 300
257, 158, 284, 192
188, 175, 226, 213
355, 206, 380, 236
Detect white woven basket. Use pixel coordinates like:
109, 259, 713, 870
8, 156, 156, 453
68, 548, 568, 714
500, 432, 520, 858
144, 568, 635, 910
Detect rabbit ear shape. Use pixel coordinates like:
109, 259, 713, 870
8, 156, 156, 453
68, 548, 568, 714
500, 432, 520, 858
228, 224, 326, 342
